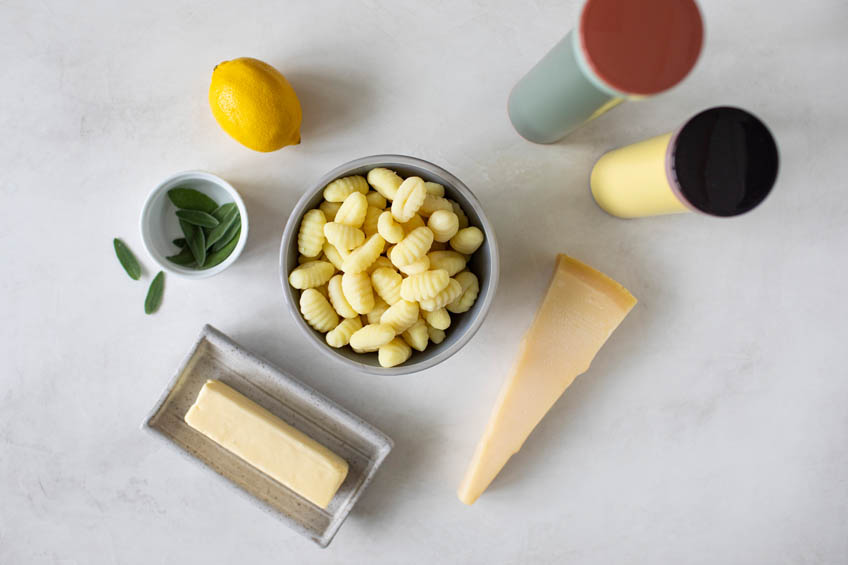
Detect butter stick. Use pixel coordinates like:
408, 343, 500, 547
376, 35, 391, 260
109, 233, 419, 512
185, 380, 348, 509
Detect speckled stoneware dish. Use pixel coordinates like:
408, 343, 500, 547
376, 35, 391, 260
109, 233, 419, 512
279, 154, 500, 376
142, 325, 393, 548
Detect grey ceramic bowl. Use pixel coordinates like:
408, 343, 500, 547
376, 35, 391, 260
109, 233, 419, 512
280, 155, 499, 376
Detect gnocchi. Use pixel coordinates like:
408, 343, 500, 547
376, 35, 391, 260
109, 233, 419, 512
298, 254, 318, 265
326, 317, 362, 348
418, 278, 463, 312
427, 210, 459, 242
450, 226, 484, 255
319, 201, 342, 222
288, 167, 486, 367
367, 256, 394, 274
424, 308, 451, 331
447, 271, 480, 314
328, 274, 359, 319
377, 211, 404, 244
324, 222, 365, 251
322, 242, 348, 271
402, 318, 429, 352
341, 271, 375, 315
362, 206, 382, 237
297, 209, 326, 257
427, 324, 446, 345
391, 177, 427, 222
424, 181, 445, 197
380, 299, 419, 334
391, 226, 433, 267
395, 253, 430, 276
367, 168, 403, 201
448, 199, 469, 229
371, 267, 403, 305
366, 296, 391, 324
342, 233, 385, 274
334, 191, 368, 228
401, 214, 426, 234
315, 282, 330, 300
365, 191, 387, 209
289, 261, 334, 289
400, 269, 450, 301
300, 289, 338, 332
418, 194, 452, 217
323, 175, 369, 202
350, 323, 395, 353
427, 250, 466, 276
378, 338, 412, 368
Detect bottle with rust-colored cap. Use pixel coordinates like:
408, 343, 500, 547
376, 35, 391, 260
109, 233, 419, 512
508, 0, 704, 144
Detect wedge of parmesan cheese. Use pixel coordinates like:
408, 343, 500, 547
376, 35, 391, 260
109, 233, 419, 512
458, 254, 636, 505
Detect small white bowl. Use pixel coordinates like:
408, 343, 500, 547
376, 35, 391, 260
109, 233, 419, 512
140, 170, 249, 279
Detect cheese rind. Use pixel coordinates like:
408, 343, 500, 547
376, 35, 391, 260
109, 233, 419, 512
457, 254, 636, 505
184, 380, 349, 509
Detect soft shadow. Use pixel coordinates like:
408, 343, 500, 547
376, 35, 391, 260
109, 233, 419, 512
222, 177, 298, 271
450, 149, 675, 496
281, 69, 377, 146
342, 408, 436, 523
537, 95, 693, 155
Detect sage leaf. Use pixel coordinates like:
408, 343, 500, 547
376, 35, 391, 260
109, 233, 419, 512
180, 220, 206, 266
167, 188, 218, 213
172, 237, 187, 248
205, 206, 240, 249
166, 247, 196, 267
176, 209, 219, 228
211, 202, 237, 222
211, 217, 241, 252
113, 238, 141, 280
201, 227, 240, 269
144, 271, 165, 314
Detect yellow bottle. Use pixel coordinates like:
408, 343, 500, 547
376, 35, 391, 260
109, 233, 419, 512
590, 133, 688, 218
590, 107, 779, 219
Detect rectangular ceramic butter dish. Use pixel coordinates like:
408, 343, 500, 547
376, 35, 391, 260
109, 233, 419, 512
142, 324, 393, 547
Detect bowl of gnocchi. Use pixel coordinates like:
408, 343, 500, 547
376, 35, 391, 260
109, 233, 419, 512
280, 154, 499, 375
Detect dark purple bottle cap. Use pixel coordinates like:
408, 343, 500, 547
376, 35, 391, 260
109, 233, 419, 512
670, 107, 779, 217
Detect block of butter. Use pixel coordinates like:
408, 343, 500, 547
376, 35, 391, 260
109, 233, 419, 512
458, 254, 636, 505
185, 379, 349, 509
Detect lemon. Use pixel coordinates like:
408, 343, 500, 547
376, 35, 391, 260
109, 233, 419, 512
209, 57, 302, 152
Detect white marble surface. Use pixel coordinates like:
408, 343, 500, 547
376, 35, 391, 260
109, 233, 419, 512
2, 0, 846, 563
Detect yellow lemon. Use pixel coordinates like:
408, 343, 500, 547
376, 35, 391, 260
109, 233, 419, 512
209, 57, 302, 152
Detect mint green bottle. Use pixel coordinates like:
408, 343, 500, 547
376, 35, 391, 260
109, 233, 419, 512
508, 0, 704, 144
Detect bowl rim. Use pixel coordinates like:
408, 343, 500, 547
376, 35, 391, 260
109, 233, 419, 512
139, 169, 249, 279
279, 154, 500, 376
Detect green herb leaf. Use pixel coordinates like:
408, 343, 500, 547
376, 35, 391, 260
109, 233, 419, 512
205, 206, 240, 248
167, 188, 218, 213
166, 247, 196, 267
211, 217, 241, 252
211, 202, 237, 222
113, 238, 141, 280
144, 271, 165, 314
180, 220, 207, 266
176, 209, 219, 228
201, 227, 241, 269
172, 237, 187, 248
